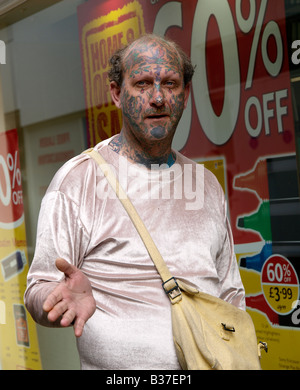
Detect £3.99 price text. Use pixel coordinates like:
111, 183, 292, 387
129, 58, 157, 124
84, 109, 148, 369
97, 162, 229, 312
262, 256, 299, 315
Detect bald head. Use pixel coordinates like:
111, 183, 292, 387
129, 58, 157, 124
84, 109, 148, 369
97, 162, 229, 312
108, 34, 194, 88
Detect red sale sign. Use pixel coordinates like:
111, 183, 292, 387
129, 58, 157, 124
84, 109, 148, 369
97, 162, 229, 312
0, 129, 24, 228
0, 129, 42, 369
78, 0, 300, 369
78, 0, 296, 240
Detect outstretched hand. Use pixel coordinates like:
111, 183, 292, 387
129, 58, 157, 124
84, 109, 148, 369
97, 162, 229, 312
43, 258, 96, 337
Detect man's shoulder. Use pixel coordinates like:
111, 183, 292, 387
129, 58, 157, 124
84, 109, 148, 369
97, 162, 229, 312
175, 151, 219, 180
46, 138, 113, 194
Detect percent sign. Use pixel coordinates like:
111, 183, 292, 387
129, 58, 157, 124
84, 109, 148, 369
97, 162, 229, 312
7, 151, 21, 189
283, 264, 291, 277
236, 0, 283, 89
191, 0, 285, 146
0, 151, 21, 207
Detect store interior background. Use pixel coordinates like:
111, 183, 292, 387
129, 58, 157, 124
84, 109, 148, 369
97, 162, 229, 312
0, 0, 299, 369
0, 0, 88, 370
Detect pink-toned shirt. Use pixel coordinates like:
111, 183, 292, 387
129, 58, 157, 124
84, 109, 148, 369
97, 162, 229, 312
24, 136, 245, 370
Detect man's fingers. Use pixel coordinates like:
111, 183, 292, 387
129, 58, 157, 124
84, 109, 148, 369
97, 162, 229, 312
73, 317, 86, 338
43, 289, 62, 312
47, 300, 69, 322
42, 259, 93, 336
55, 258, 77, 278
43, 259, 77, 313
60, 308, 76, 328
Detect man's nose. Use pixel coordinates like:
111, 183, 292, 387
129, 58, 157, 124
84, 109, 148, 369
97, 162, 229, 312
150, 86, 165, 107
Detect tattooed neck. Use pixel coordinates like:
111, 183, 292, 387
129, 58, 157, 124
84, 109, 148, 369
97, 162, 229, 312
109, 133, 176, 169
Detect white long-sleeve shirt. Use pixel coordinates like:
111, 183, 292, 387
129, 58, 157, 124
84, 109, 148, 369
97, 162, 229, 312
24, 136, 245, 370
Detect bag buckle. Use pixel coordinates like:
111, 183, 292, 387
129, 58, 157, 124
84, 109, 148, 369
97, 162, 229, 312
221, 323, 235, 332
162, 277, 182, 300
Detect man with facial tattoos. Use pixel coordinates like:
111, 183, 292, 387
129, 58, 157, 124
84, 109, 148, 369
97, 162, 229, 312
24, 34, 245, 370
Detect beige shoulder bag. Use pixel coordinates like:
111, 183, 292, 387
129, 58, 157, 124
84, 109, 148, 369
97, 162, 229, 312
85, 148, 267, 370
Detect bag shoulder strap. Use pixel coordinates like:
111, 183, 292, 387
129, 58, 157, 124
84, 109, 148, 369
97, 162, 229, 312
84, 148, 182, 302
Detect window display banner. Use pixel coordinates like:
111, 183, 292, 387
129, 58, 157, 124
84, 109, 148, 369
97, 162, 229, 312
0, 129, 42, 370
78, 0, 300, 369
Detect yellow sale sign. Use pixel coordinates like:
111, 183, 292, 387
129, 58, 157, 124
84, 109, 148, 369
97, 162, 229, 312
0, 129, 42, 370
79, 0, 145, 146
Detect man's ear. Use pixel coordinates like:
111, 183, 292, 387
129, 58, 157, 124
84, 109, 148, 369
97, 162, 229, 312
110, 81, 122, 108
183, 82, 191, 109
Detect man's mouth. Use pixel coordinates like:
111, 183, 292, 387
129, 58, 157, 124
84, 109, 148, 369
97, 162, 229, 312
146, 114, 169, 120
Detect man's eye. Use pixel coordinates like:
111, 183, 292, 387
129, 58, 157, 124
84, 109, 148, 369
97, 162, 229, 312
164, 81, 176, 87
136, 80, 150, 87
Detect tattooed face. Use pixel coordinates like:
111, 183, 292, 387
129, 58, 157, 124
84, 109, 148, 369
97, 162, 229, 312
113, 39, 190, 145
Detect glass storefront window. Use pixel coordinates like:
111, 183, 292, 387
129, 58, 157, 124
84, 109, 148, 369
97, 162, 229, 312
0, 0, 87, 370
286, 0, 300, 184
0, 0, 299, 371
